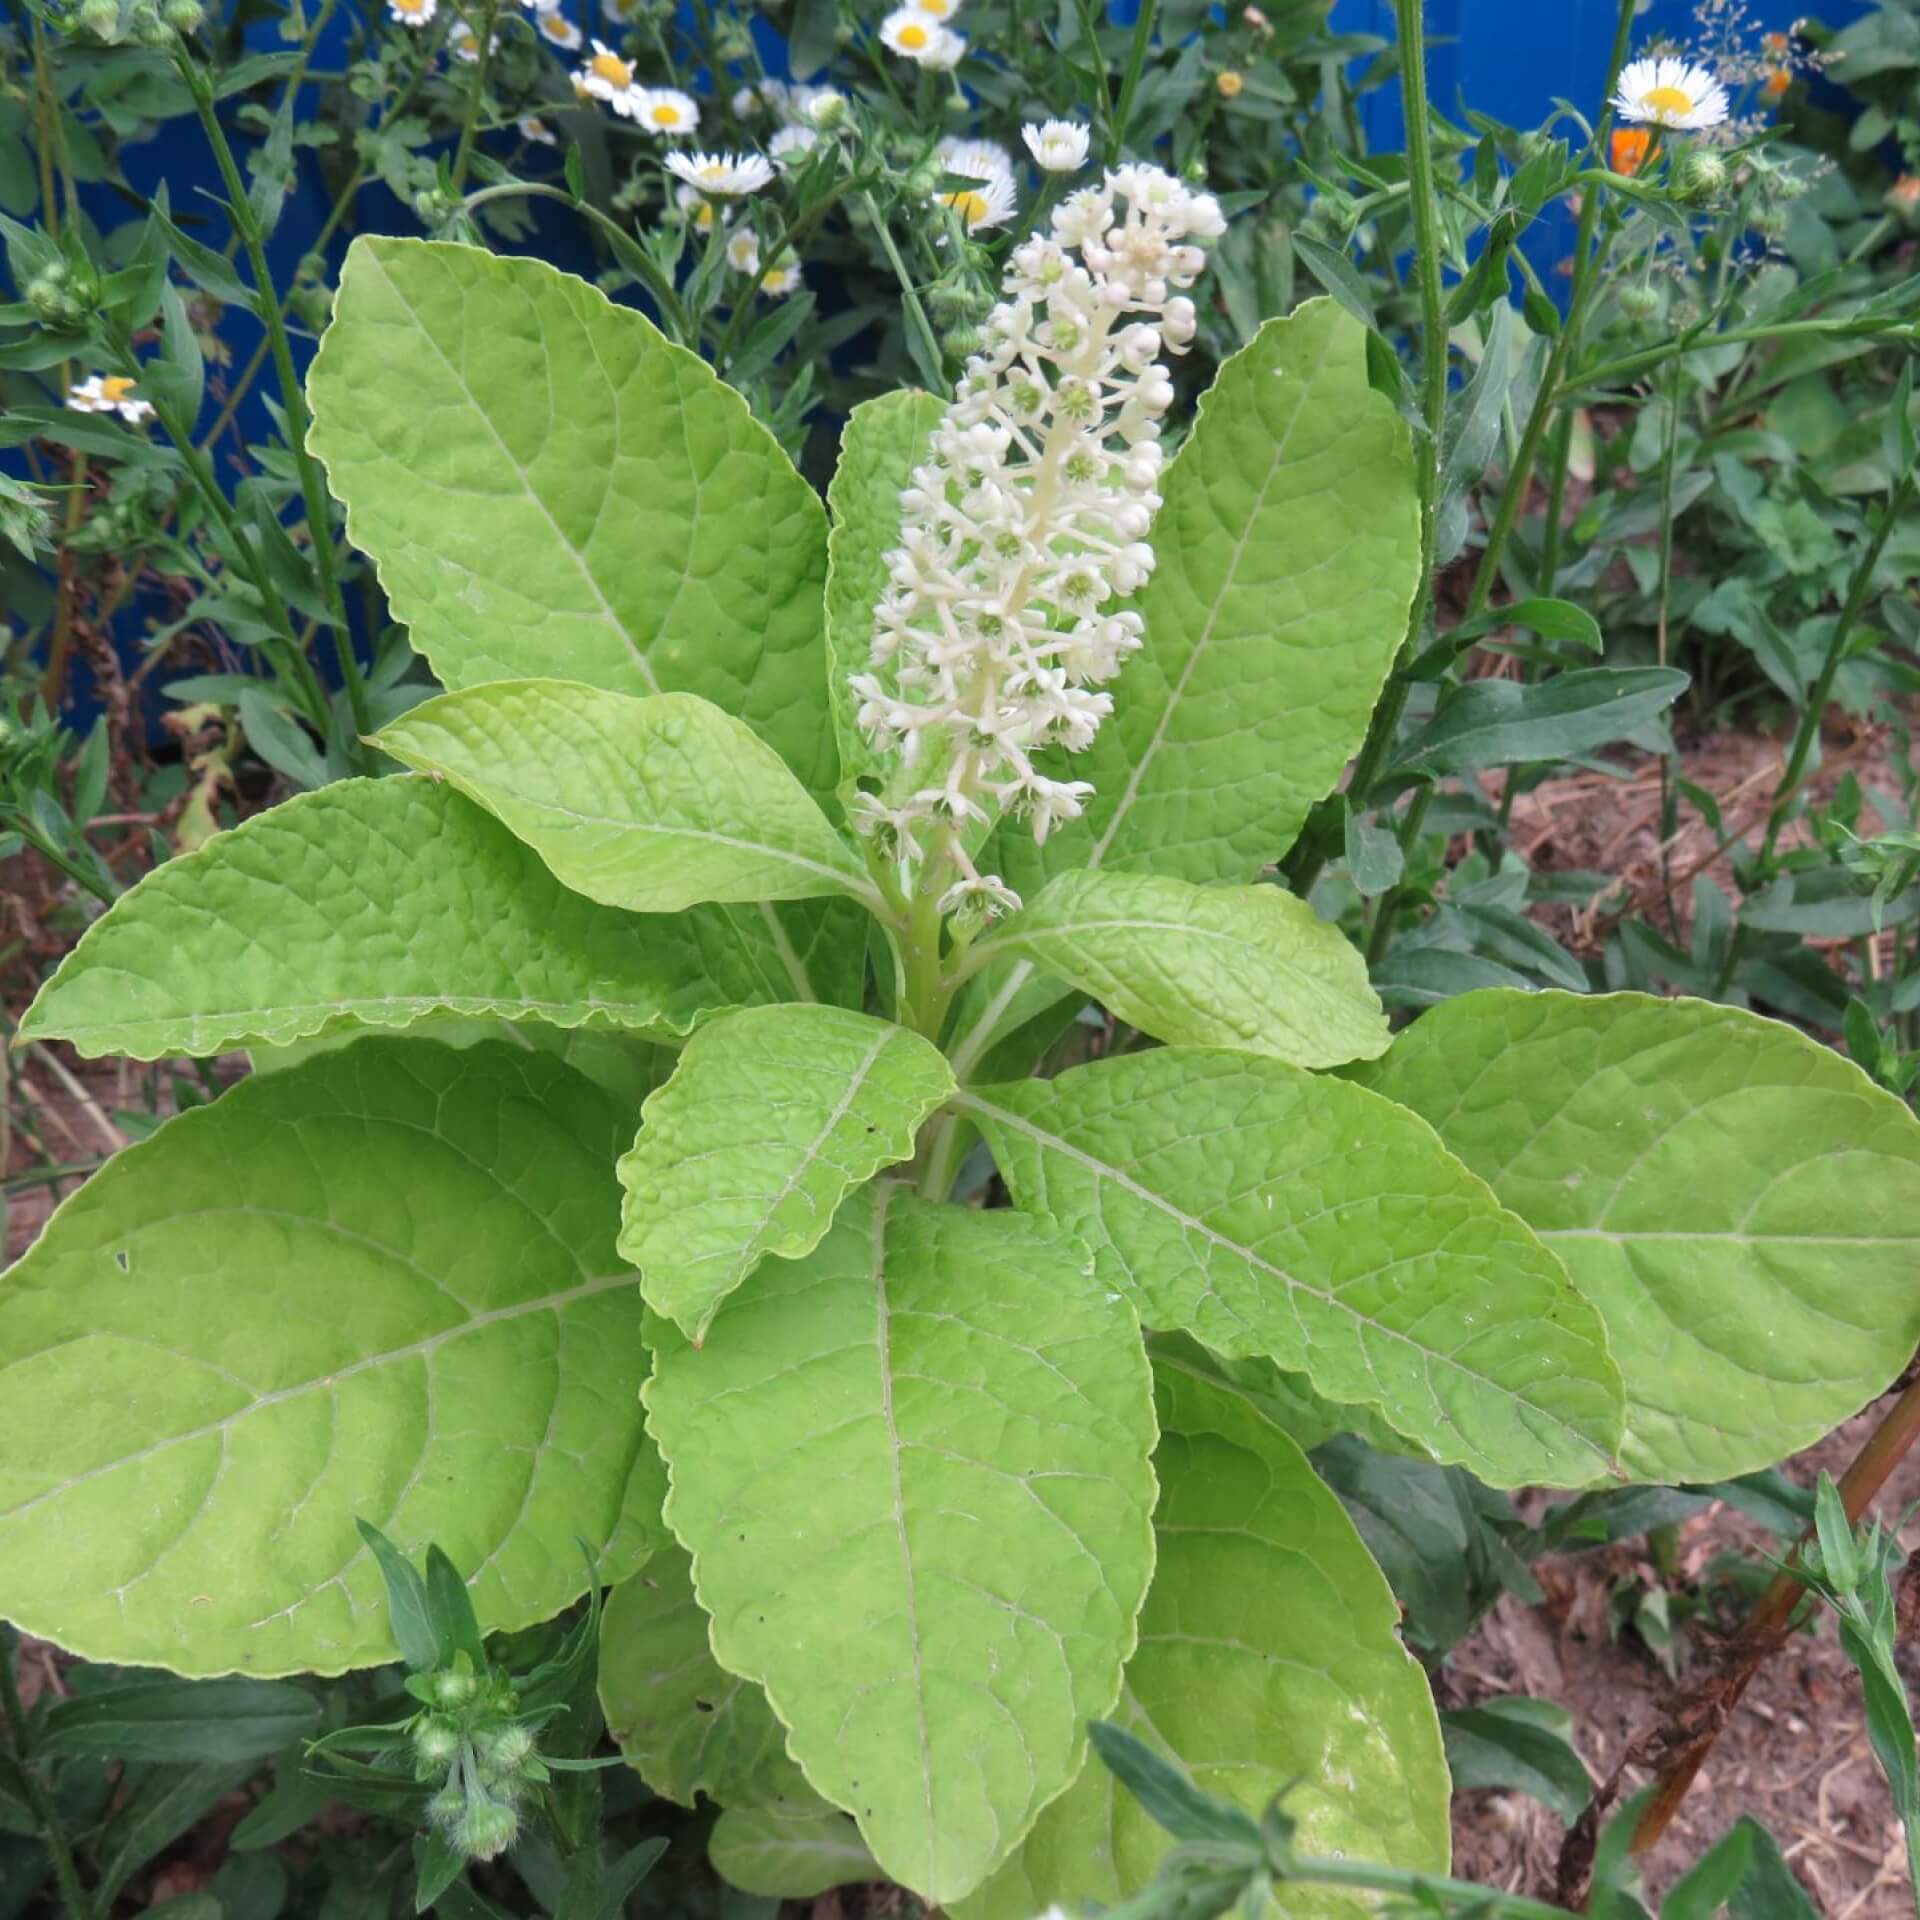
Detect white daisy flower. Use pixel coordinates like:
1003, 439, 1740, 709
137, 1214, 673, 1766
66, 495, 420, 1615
665, 149, 774, 195
911, 0, 962, 17
726, 228, 762, 274
760, 258, 804, 297
675, 184, 724, 230
68, 373, 154, 424
575, 38, 642, 112
519, 113, 558, 143
1022, 119, 1091, 171
633, 86, 700, 134
920, 27, 964, 67
387, 0, 437, 25
600, 0, 642, 20
936, 137, 1017, 230
937, 135, 1014, 182
447, 16, 492, 59
519, 0, 559, 13
769, 125, 818, 169
537, 10, 583, 46
880, 7, 957, 60
733, 78, 790, 115
1611, 55, 1730, 129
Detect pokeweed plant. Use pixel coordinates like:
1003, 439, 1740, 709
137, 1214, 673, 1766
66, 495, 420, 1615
6, 159, 1920, 1917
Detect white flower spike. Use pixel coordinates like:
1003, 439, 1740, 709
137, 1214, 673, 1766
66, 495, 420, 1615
848, 164, 1223, 912
575, 39, 642, 114
1022, 119, 1091, 172
634, 86, 700, 135
880, 6, 959, 61
1612, 55, 1730, 129
68, 373, 154, 424
665, 150, 775, 195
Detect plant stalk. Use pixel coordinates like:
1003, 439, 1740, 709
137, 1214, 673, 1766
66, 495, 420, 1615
178, 44, 372, 753
1, 1641, 90, 1920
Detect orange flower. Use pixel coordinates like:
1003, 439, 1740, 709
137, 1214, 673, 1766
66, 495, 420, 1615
1610, 126, 1652, 174
1763, 66, 1791, 95
1890, 174, 1920, 210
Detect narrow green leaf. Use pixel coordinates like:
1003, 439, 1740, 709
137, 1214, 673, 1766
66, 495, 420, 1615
617, 1005, 954, 1343
971, 870, 1388, 1068
424, 1544, 486, 1671
709, 1799, 882, 1898
377, 683, 880, 917
355, 1520, 441, 1671
962, 1047, 1623, 1487
1349, 990, 1920, 1482
959, 1358, 1450, 1920
0, 1040, 664, 1675
19, 778, 785, 1059
1394, 668, 1689, 776
644, 1185, 1158, 1902
38, 1679, 319, 1764
307, 237, 835, 800
1728, 1816, 1821, 1919
599, 1543, 804, 1807
1440, 1698, 1591, 1822
995, 297, 1419, 893
824, 391, 944, 804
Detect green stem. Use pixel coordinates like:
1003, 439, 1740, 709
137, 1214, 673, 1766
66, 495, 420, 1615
2, 1641, 91, 1920
449, 0, 506, 193
1569, 314, 1908, 398
1537, 405, 1574, 592
858, 191, 949, 396
1108, 0, 1160, 163
712, 177, 872, 371
178, 47, 371, 753
1761, 462, 1918, 861
1272, 1847, 1574, 1919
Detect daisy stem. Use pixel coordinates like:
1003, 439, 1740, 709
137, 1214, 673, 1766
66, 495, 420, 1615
712, 176, 875, 373
857, 190, 950, 397
450, 0, 507, 193
177, 42, 372, 757
1108, 0, 1161, 163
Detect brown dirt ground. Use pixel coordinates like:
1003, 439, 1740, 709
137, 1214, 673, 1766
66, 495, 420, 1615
1445, 1402, 1920, 1918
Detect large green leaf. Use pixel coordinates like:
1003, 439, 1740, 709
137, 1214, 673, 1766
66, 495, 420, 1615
1348, 990, 1920, 1482
996, 296, 1419, 896
961, 1048, 1623, 1487
965, 870, 1388, 1069
599, 1543, 803, 1807
617, 1004, 954, 1343
307, 236, 835, 799
18, 778, 786, 1060
824, 391, 944, 803
0, 1040, 662, 1676
644, 1184, 1158, 1902
961, 1355, 1450, 1920
377, 683, 882, 918
709, 1800, 882, 1897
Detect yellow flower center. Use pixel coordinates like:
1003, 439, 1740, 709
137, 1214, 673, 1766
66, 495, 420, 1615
395, 0, 428, 17
101, 376, 136, 402
916, 0, 952, 17
898, 20, 929, 47
693, 199, 716, 228
591, 50, 631, 84
650, 99, 682, 125
1640, 85, 1696, 117
942, 188, 989, 226
1215, 69, 1244, 97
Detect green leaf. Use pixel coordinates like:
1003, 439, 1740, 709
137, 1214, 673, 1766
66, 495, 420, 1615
824, 391, 944, 805
1440, 1697, 1591, 1822
617, 1005, 954, 1343
0, 1040, 664, 1675
355, 1520, 440, 1671
18, 777, 788, 1060
599, 1543, 804, 1807
997, 297, 1420, 893
307, 237, 835, 800
709, 1799, 882, 1898
970, 871, 1388, 1068
959, 1357, 1450, 1920
644, 1184, 1158, 1902
1728, 1816, 1821, 1919
377, 684, 881, 917
38, 1679, 320, 1764
961, 1048, 1623, 1487
1348, 990, 1920, 1482
1394, 668, 1689, 776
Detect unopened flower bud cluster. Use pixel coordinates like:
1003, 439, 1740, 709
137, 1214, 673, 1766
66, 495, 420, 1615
850, 164, 1223, 918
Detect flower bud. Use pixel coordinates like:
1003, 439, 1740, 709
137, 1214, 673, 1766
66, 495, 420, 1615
1675, 147, 1728, 204
473, 1723, 536, 1781
71, 0, 122, 36
1618, 282, 1663, 323
128, 0, 174, 45
26, 268, 90, 329
456, 1799, 519, 1862
427, 1783, 466, 1829
1215, 69, 1244, 98
162, 0, 204, 31
429, 1668, 478, 1708
413, 1715, 461, 1769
